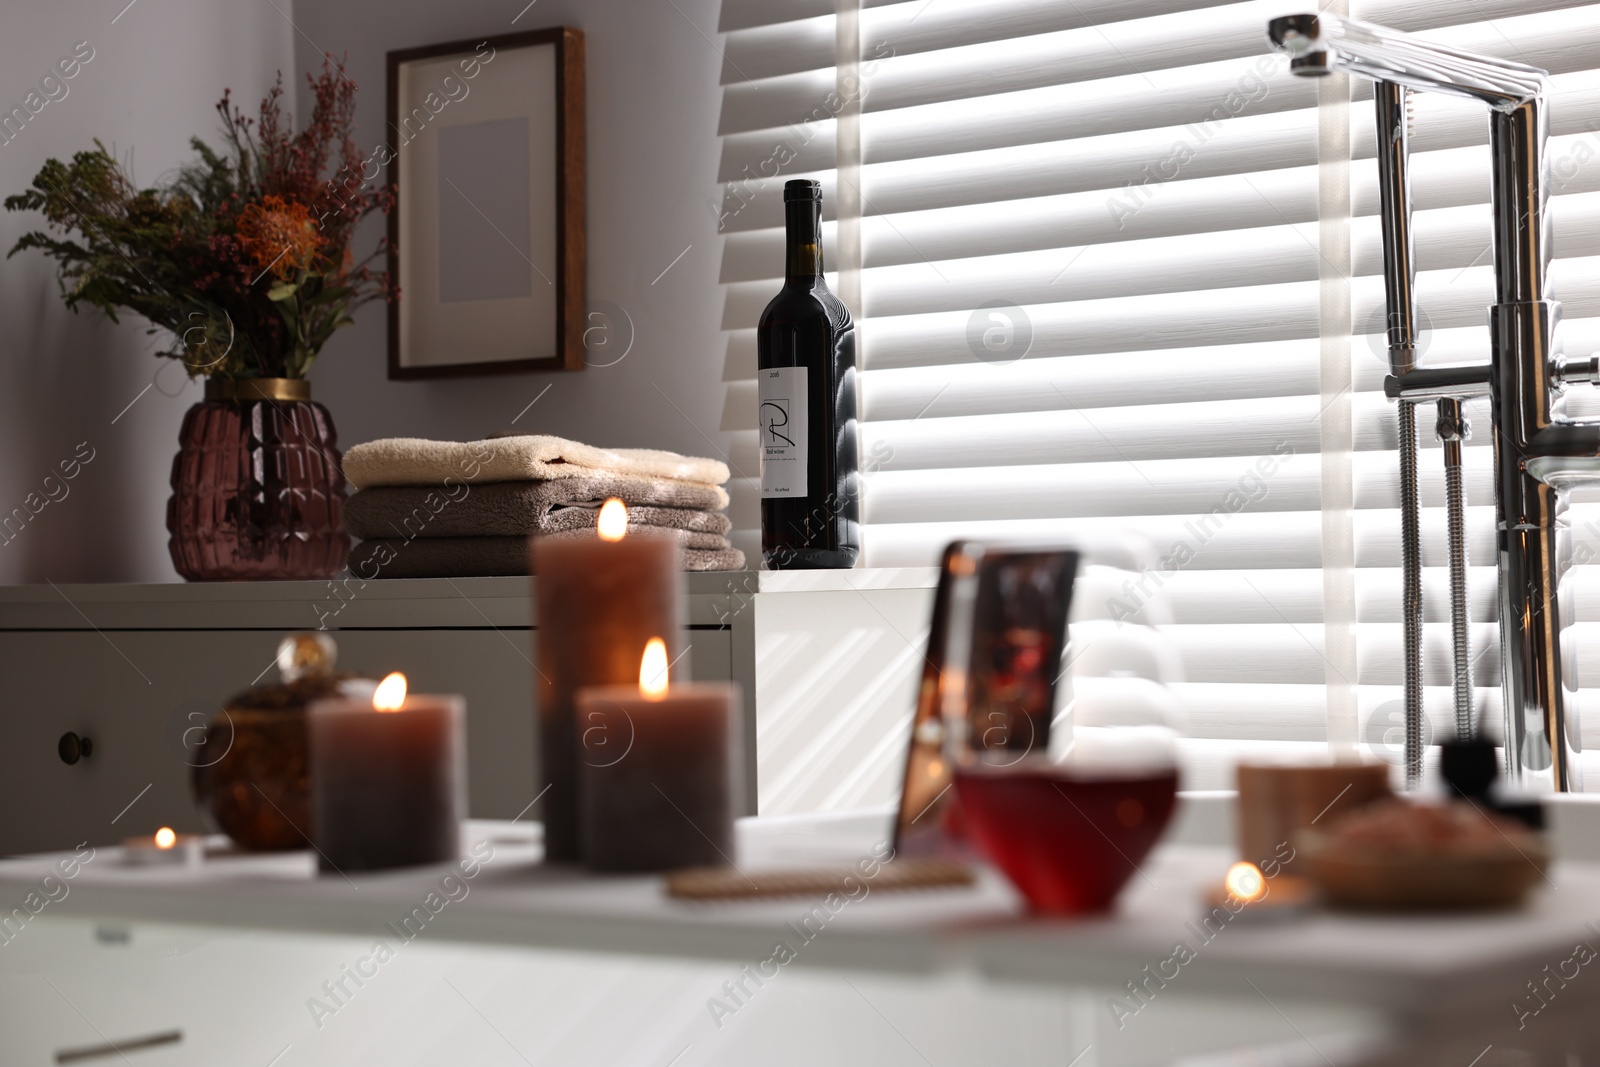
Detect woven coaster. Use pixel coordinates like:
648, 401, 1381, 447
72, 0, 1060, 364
665, 858, 974, 901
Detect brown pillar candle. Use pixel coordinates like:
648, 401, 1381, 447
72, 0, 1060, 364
533, 499, 684, 862
308, 673, 466, 872
578, 639, 742, 871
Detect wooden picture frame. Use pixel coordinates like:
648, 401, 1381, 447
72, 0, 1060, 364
386, 27, 585, 379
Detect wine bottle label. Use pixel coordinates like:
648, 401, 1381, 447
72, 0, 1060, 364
759, 367, 808, 498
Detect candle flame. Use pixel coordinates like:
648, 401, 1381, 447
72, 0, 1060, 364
639, 638, 669, 700
597, 498, 628, 542
1225, 861, 1266, 903
373, 672, 408, 712
154, 827, 177, 850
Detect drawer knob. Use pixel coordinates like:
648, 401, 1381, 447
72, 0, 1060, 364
58, 732, 93, 765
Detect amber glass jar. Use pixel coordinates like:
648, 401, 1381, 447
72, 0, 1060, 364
192, 635, 364, 851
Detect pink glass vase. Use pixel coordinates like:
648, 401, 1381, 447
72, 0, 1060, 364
167, 378, 349, 581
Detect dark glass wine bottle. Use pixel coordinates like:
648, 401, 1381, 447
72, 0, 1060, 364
758, 179, 860, 569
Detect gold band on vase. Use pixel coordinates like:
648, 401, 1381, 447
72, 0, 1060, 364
204, 378, 311, 402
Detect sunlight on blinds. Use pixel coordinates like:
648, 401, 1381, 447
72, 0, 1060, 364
714, 0, 1600, 788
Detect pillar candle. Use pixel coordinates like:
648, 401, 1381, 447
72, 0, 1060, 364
309, 673, 465, 872
533, 499, 683, 862
577, 640, 742, 871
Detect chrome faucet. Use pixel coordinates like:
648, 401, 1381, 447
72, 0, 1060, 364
1268, 14, 1599, 791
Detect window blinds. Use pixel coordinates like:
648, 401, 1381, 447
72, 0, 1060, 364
715, 0, 1600, 788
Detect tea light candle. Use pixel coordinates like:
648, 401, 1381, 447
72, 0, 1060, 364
534, 499, 683, 862
577, 638, 741, 872
309, 673, 465, 872
1202, 862, 1315, 924
123, 826, 203, 867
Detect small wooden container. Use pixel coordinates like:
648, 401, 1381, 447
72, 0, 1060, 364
1236, 761, 1390, 867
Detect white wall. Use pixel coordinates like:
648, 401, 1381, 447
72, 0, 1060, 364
288, 0, 752, 557
0, 0, 295, 584
0, 0, 747, 583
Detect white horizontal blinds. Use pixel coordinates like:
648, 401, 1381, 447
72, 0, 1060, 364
832, 0, 1600, 784
712, 0, 1600, 787
1317, 0, 1358, 758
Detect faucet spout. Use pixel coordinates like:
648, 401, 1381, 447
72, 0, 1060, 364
1266, 13, 1546, 109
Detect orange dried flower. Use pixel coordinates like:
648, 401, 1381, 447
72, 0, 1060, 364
236, 195, 321, 280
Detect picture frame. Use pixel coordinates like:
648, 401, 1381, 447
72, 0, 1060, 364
385, 27, 585, 379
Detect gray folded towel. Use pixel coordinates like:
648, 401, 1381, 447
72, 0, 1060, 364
544, 505, 731, 538
541, 528, 731, 550
344, 477, 730, 541
348, 535, 746, 579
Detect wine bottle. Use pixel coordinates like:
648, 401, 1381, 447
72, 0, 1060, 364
758, 180, 860, 569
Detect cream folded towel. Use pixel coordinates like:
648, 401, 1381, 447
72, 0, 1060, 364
343, 434, 730, 490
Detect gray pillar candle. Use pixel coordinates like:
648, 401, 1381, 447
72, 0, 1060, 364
577, 643, 741, 872
309, 674, 465, 872
534, 500, 684, 863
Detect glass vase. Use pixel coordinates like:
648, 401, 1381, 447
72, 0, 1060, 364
166, 378, 349, 581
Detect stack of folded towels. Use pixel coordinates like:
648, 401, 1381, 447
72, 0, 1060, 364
342, 433, 744, 578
